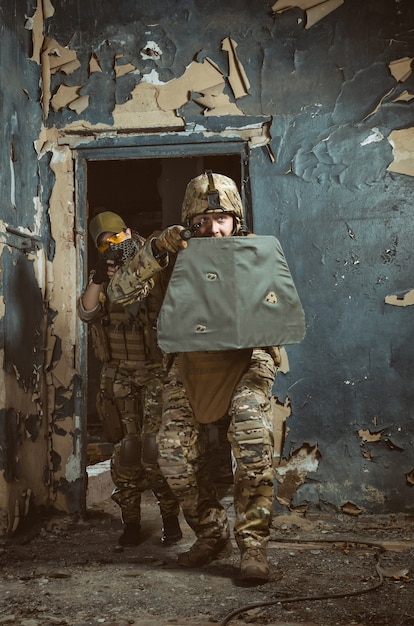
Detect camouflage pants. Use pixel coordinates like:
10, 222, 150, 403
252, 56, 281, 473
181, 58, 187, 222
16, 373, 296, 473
157, 349, 276, 550
99, 360, 179, 524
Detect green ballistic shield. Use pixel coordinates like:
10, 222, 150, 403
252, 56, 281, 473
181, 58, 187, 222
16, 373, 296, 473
157, 236, 305, 353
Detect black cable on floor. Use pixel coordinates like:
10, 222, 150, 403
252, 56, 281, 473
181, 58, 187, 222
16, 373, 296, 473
220, 537, 387, 626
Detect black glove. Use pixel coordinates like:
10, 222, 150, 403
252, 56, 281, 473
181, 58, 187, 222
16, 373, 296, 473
92, 258, 109, 284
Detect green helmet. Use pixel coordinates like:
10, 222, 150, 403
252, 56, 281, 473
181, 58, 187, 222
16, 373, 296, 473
89, 211, 126, 247
181, 171, 244, 228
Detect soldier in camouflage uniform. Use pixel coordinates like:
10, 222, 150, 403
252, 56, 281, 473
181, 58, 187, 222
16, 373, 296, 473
107, 174, 280, 583
78, 211, 182, 547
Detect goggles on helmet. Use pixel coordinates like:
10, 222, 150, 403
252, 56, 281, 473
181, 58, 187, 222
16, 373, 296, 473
97, 231, 128, 253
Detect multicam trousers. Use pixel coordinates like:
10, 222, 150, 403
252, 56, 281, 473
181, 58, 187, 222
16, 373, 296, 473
157, 348, 277, 550
99, 360, 179, 524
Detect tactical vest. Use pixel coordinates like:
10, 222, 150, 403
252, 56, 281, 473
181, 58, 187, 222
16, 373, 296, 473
106, 303, 147, 360
91, 273, 166, 364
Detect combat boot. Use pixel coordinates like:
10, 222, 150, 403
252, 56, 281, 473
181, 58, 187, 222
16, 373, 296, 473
161, 515, 183, 545
177, 537, 232, 567
118, 522, 141, 546
239, 547, 269, 584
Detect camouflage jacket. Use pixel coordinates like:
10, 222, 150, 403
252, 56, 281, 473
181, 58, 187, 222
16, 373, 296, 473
107, 233, 172, 306
78, 233, 167, 363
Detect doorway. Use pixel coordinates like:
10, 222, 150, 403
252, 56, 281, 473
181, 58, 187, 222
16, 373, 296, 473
84, 153, 244, 460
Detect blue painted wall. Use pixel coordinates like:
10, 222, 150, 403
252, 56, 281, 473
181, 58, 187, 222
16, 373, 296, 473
1, 0, 413, 518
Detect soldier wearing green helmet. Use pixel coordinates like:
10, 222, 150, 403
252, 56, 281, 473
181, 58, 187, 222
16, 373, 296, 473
107, 172, 284, 584
78, 210, 182, 548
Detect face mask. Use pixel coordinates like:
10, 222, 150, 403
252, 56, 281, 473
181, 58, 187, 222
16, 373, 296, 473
102, 237, 138, 265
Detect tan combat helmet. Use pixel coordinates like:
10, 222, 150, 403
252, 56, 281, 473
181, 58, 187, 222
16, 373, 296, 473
181, 170, 245, 233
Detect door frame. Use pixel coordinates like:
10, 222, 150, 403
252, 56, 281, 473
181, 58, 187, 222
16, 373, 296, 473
74, 134, 251, 463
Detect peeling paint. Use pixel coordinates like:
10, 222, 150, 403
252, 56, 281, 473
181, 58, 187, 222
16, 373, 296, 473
341, 501, 363, 516
9, 148, 16, 208
51, 85, 85, 113
140, 40, 163, 62
387, 127, 414, 177
114, 54, 137, 77
277, 347, 290, 374
25, 0, 55, 64
221, 37, 250, 99
193, 88, 243, 116
358, 428, 384, 443
362, 449, 373, 461
114, 82, 183, 129
292, 124, 389, 186
392, 90, 414, 103
157, 58, 225, 111
275, 443, 321, 507
360, 128, 384, 146
388, 57, 413, 83
89, 52, 102, 74
358, 80, 394, 122
65, 453, 82, 482
33, 19, 252, 124
272, 396, 291, 462
358, 427, 404, 457
272, 0, 344, 29
406, 470, 414, 487
385, 288, 414, 307
141, 69, 166, 86
40, 37, 80, 118
31, 143, 82, 513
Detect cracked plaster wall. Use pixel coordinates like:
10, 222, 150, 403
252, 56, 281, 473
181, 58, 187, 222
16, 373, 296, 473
0, 0, 413, 533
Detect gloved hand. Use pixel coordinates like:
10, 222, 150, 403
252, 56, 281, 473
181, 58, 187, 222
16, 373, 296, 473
92, 257, 109, 284
155, 225, 188, 254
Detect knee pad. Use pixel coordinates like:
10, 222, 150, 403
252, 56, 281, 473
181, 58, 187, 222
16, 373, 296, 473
119, 433, 141, 465
142, 433, 158, 465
